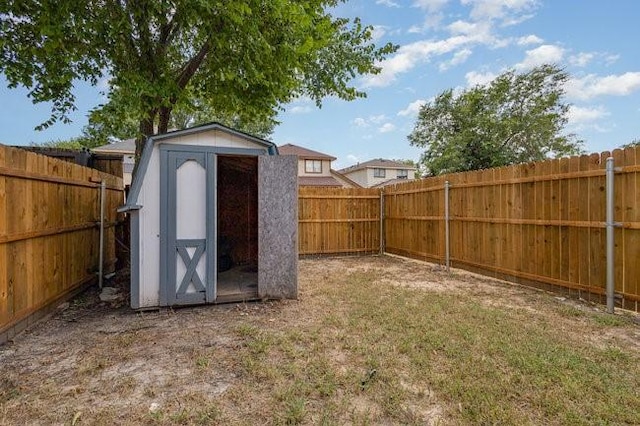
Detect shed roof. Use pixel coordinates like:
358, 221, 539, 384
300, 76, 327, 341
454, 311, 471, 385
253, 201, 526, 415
339, 158, 415, 173
121, 122, 278, 211
278, 143, 336, 161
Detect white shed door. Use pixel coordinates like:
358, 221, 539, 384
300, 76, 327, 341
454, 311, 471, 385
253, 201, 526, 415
160, 149, 216, 306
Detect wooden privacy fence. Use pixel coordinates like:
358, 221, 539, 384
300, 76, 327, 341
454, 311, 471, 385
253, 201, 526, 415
384, 147, 640, 312
298, 146, 640, 312
298, 187, 381, 256
0, 145, 124, 341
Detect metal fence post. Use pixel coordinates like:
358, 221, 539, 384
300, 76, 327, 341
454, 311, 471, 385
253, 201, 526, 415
605, 157, 615, 313
99, 180, 106, 290
379, 189, 385, 255
445, 180, 450, 272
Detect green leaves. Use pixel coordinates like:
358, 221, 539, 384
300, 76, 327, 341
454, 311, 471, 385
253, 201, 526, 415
409, 64, 583, 175
0, 0, 396, 153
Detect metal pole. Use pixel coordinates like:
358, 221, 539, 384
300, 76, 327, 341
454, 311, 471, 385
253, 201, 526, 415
605, 157, 615, 313
379, 190, 384, 255
99, 180, 106, 290
444, 181, 450, 272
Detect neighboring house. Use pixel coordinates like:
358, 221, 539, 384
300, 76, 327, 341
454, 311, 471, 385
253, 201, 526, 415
93, 138, 136, 186
339, 158, 417, 188
278, 143, 360, 188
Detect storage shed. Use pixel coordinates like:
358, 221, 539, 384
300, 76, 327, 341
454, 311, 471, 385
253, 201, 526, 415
119, 123, 298, 309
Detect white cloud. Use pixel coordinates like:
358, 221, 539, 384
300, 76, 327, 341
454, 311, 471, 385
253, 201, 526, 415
447, 20, 491, 37
605, 54, 620, 66
398, 99, 427, 116
439, 48, 473, 71
353, 117, 368, 127
371, 25, 389, 42
516, 44, 564, 69
353, 115, 388, 128
465, 70, 497, 86
362, 35, 483, 87
376, 0, 400, 7
501, 13, 535, 27
364, 0, 542, 86
369, 114, 387, 124
413, 0, 449, 11
347, 154, 360, 163
408, 12, 447, 33
566, 72, 640, 100
517, 34, 543, 45
569, 52, 595, 67
567, 105, 609, 125
289, 105, 312, 114
462, 0, 539, 23
379, 123, 397, 133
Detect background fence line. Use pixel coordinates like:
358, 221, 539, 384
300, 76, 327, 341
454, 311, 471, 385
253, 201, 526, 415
299, 147, 640, 312
0, 145, 124, 341
298, 187, 381, 256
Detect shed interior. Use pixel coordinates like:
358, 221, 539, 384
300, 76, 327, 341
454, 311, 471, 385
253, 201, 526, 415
216, 155, 259, 301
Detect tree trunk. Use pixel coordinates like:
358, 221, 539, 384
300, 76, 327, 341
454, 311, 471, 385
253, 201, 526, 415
158, 106, 172, 134
136, 115, 155, 160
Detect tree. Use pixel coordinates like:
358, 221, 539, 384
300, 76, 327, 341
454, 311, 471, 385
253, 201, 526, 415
408, 64, 582, 175
0, 1, 396, 157
621, 138, 640, 149
33, 136, 92, 149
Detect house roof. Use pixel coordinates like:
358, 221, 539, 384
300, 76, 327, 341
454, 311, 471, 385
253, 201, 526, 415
122, 122, 278, 211
278, 143, 336, 161
298, 176, 343, 187
330, 169, 362, 188
339, 158, 415, 174
93, 138, 136, 154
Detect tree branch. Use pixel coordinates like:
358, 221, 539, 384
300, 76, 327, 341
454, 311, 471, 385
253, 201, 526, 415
175, 37, 212, 90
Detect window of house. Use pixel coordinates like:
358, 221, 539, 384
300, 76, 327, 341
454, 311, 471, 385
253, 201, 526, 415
305, 159, 322, 173
397, 169, 408, 179
373, 168, 386, 178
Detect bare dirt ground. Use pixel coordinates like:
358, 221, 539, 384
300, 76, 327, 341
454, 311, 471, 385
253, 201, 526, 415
1, 255, 639, 425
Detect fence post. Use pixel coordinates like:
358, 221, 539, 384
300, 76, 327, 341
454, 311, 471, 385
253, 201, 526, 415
99, 180, 106, 290
444, 180, 450, 272
379, 189, 385, 255
605, 157, 615, 313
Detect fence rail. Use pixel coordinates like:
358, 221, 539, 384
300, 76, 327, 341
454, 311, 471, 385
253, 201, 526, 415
0, 145, 124, 341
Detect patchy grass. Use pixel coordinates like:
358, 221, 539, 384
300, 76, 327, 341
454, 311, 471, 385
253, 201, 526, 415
1, 256, 639, 425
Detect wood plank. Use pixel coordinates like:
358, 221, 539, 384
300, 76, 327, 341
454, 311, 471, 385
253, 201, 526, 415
558, 157, 570, 283
0, 147, 7, 326
622, 147, 639, 309
589, 153, 607, 300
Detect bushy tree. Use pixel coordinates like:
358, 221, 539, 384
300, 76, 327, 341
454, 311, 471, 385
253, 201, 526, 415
408, 64, 582, 175
621, 138, 640, 149
0, 0, 396, 157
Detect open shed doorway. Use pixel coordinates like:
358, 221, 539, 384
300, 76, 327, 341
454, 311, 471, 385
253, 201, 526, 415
216, 155, 259, 302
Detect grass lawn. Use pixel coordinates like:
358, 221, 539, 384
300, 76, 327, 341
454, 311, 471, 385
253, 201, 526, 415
1, 255, 639, 425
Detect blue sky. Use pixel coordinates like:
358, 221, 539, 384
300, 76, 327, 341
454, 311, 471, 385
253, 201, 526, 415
1, 0, 639, 169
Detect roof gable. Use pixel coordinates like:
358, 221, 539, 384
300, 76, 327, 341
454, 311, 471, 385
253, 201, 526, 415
278, 143, 336, 161
339, 158, 416, 173
93, 138, 136, 154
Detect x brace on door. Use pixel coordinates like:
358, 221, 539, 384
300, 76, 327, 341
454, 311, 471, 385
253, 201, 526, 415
176, 239, 206, 295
